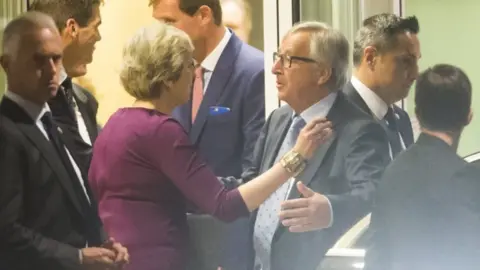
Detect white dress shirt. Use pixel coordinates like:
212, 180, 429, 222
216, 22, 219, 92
4, 90, 91, 204
59, 70, 92, 146
199, 28, 232, 92
350, 75, 406, 157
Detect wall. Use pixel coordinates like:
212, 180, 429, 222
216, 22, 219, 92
0, 0, 29, 96
84, 0, 155, 125
405, 0, 480, 156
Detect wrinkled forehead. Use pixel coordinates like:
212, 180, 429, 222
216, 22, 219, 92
279, 31, 311, 56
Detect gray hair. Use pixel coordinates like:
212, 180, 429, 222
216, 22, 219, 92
353, 13, 420, 66
285, 21, 349, 91
119, 22, 194, 100
2, 11, 58, 57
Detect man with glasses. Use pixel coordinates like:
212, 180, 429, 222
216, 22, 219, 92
230, 21, 390, 270
150, 1, 265, 270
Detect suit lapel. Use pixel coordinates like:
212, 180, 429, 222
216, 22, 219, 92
0, 98, 85, 217
189, 33, 243, 143
343, 81, 373, 117
286, 94, 345, 200
72, 85, 97, 142
274, 94, 346, 240
263, 108, 293, 170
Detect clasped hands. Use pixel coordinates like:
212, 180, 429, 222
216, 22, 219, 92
81, 237, 129, 270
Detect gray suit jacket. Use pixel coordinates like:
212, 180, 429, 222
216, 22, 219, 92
227, 92, 391, 270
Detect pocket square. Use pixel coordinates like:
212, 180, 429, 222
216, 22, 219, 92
209, 106, 231, 116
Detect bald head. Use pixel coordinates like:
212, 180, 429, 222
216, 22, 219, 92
2, 11, 59, 57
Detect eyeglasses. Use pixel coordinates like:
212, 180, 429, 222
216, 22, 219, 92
273, 52, 317, 68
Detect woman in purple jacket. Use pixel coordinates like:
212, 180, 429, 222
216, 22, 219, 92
88, 22, 330, 270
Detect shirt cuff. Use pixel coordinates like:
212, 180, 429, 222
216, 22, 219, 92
78, 250, 83, 265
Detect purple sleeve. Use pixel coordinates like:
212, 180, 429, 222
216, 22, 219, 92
149, 119, 249, 222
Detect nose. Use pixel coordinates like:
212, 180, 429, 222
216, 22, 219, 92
271, 58, 282, 75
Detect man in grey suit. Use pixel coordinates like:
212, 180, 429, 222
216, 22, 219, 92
220, 21, 390, 270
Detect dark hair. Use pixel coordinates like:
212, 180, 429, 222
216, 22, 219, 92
28, 0, 101, 31
415, 64, 472, 132
149, 0, 222, 26
353, 13, 419, 66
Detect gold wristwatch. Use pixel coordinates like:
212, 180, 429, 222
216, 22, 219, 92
280, 150, 307, 177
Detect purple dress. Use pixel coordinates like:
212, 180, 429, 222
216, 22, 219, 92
88, 108, 249, 270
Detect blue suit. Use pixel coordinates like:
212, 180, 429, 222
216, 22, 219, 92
173, 32, 265, 270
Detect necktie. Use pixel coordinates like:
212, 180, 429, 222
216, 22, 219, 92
62, 77, 76, 110
191, 66, 204, 123
41, 112, 91, 207
253, 115, 306, 270
384, 107, 403, 158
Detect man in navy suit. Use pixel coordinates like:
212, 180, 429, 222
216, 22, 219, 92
343, 13, 421, 158
151, 1, 265, 269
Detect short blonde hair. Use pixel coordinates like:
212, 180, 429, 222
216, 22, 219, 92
120, 22, 193, 100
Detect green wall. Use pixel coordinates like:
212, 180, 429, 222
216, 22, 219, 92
405, 0, 480, 156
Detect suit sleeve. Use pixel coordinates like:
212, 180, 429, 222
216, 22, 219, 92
241, 69, 265, 174
0, 131, 82, 269
326, 121, 391, 227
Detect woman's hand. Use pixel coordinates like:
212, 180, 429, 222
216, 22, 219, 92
293, 117, 332, 159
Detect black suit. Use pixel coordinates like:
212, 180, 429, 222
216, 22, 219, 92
0, 97, 106, 270
343, 81, 414, 148
48, 81, 99, 170
221, 92, 391, 270
365, 134, 480, 270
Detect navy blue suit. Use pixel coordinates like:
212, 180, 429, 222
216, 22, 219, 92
173, 32, 265, 270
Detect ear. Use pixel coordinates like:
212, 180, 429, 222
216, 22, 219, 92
0, 55, 9, 72
466, 108, 473, 126
316, 66, 332, 86
64, 18, 78, 39
197, 5, 213, 24
363, 46, 378, 70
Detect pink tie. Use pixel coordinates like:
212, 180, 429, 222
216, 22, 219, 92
191, 66, 204, 123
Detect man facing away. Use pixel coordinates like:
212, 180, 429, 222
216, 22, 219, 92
0, 11, 127, 270
29, 0, 103, 170
151, 1, 265, 269
366, 64, 480, 270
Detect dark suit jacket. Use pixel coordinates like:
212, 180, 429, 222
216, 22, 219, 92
365, 134, 480, 270
221, 92, 390, 270
48, 82, 99, 171
0, 97, 106, 270
173, 31, 264, 270
343, 81, 414, 147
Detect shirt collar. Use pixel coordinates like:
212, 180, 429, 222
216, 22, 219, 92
200, 28, 232, 72
351, 75, 388, 120
295, 92, 338, 123
59, 68, 68, 85
4, 90, 50, 122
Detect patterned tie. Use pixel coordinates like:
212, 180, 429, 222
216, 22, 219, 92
191, 66, 204, 123
384, 107, 403, 158
253, 115, 306, 270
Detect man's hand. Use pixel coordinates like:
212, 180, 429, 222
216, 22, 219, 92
102, 237, 129, 268
279, 181, 332, 232
81, 247, 116, 268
